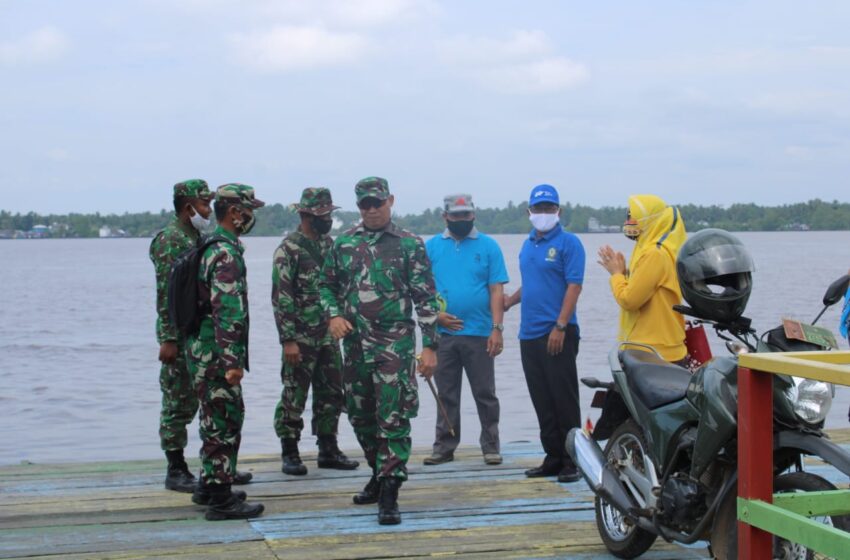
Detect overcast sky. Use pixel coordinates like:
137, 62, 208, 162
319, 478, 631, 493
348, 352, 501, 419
2, 0, 850, 214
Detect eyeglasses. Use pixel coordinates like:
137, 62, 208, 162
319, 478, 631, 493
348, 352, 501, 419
358, 198, 387, 211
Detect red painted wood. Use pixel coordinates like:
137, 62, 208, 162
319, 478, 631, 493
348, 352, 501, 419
737, 366, 774, 559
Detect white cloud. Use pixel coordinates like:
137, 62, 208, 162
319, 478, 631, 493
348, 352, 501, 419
0, 26, 69, 67
784, 145, 813, 159
438, 31, 588, 94
227, 25, 369, 72
443, 30, 550, 64
747, 90, 850, 118
170, 0, 437, 28
481, 57, 588, 95
631, 45, 850, 80
47, 148, 71, 162
321, 0, 439, 27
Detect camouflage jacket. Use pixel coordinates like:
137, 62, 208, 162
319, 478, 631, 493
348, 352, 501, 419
319, 221, 439, 361
149, 217, 199, 344
193, 226, 250, 371
272, 228, 333, 345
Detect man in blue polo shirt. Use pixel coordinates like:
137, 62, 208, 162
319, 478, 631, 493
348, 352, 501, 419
504, 184, 585, 483
423, 194, 509, 466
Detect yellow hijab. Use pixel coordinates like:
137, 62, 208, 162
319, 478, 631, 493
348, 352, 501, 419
619, 194, 687, 340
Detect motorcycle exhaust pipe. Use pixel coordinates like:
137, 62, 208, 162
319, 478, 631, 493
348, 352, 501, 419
567, 428, 638, 518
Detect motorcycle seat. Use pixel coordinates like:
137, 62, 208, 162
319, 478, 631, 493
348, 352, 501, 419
620, 349, 692, 409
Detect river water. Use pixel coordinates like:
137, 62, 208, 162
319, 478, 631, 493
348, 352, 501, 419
3, 231, 849, 465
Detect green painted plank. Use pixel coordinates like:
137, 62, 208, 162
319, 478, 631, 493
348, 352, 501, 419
772, 490, 850, 517
22, 541, 278, 560
738, 498, 850, 560
0, 518, 264, 559
264, 521, 708, 559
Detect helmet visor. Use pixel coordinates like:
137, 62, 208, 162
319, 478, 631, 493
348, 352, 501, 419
678, 243, 755, 282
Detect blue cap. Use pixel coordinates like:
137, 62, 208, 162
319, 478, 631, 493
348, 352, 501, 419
529, 184, 559, 206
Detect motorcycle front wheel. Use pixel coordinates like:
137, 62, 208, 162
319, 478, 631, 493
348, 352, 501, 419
711, 471, 850, 560
594, 419, 658, 559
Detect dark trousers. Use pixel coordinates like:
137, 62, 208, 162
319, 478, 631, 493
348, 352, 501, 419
519, 325, 580, 462
273, 341, 343, 440
432, 335, 500, 455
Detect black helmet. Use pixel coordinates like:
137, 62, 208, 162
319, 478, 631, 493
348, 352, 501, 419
677, 229, 754, 323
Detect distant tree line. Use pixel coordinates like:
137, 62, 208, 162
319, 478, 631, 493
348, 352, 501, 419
1, 199, 848, 238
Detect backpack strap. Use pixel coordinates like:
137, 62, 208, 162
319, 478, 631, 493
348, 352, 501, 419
197, 235, 237, 260
195, 235, 239, 289
294, 235, 326, 268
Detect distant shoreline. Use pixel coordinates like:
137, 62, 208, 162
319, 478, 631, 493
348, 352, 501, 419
2, 229, 848, 241
3, 198, 849, 238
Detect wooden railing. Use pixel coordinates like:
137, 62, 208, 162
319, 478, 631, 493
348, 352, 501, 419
737, 351, 850, 559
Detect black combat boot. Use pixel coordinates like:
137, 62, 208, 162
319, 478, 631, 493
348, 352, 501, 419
233, 470, 253, 485
204, 484, 264, 521
353, 464, 380, 505
164, 449, 196, 493
317, 435, 360, 470
377, 477, 402, 525
281, 438, 308, 475
192, 478, 247, 505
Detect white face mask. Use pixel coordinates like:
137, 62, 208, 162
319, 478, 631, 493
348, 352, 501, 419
529, 213, 560, 233
189, 206, 211, 232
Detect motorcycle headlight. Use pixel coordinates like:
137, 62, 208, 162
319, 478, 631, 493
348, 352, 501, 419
784, 377, 834, 425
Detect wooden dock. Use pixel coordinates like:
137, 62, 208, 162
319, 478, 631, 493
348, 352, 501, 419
3, 431, 849, 559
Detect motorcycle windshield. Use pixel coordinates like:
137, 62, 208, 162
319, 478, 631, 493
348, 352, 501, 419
678, 243, 755, 282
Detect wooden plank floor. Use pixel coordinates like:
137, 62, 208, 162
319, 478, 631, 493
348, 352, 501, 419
3, 430, 849, 559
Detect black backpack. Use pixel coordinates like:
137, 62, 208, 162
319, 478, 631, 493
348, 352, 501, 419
167, 235, 230, 336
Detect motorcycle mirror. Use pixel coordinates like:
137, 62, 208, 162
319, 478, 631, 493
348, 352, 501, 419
822, 274, 850, 306
725, 341, 749, 355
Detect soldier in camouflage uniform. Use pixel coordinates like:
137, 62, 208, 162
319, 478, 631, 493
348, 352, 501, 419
272, 187, 359, 475
149, 179, 213, 493
186, 183, 265, 521
319, 176, 439, 525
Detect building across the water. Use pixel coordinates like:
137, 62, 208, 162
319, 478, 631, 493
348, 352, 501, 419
99, 226, 128, 238
587, 217, 621, 233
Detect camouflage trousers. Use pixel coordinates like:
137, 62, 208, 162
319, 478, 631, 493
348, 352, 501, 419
188, 354, 245, 486
159, 348, 198, 451
274, 341, 344, 440
343, 339, 419, 481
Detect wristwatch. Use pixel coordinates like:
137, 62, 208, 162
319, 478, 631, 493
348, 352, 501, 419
555, 322, 568, 332
492, 323, 504, 332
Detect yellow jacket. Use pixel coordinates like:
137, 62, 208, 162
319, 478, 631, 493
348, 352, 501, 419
610, 195, 687, 362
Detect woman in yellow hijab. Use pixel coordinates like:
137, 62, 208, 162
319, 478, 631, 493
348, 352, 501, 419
598, 195, 688, 363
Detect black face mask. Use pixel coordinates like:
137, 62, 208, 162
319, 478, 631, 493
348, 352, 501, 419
447, 219, 474, 238
311, 216, 333, 235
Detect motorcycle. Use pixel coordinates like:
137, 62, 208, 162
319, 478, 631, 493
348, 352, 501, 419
567, 274, 850, 559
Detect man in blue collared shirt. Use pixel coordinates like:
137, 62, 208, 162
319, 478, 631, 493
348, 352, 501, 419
505, 184, 585, 483
423, 194, 509, 466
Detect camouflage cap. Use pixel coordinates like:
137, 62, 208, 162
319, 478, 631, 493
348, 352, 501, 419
444, 193, 474, 213
215, 183, 265, 208
354, 176, 390, 202
173, 179, 212, 200
294, 187, 339, 216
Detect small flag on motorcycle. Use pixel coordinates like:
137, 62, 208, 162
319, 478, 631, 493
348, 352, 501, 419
685, 321, 712, 369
